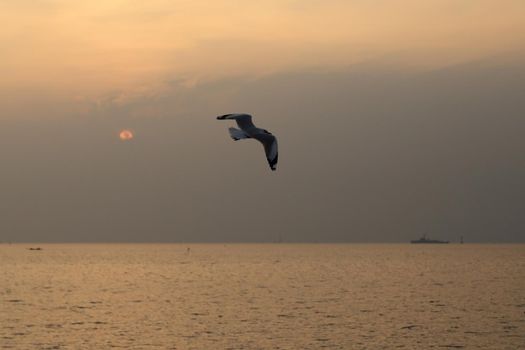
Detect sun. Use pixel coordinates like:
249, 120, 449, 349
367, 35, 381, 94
119, 129, 134, 141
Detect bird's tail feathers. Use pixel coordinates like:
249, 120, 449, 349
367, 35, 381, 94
228, 127, 250, 141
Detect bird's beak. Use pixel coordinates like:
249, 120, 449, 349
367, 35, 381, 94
217, 114, 231, 120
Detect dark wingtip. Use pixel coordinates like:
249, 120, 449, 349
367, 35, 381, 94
270, 154, 279, 171
268, 155, 278, 171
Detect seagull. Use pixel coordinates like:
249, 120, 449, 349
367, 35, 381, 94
217, 113, 278, 171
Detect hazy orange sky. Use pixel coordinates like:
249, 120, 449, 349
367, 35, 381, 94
1, 1, 525, 242
2, 0, 524, 105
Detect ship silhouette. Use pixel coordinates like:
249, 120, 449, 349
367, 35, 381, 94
410, 234, 449, 244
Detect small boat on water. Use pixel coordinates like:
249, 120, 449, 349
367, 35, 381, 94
410, 234, 449, 244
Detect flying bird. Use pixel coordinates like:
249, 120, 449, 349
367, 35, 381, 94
217, 113, 278, 171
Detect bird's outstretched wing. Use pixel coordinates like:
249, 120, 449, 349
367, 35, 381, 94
217, 114, 255, 130
234, 114, 255, 130
253, 133, 278, 171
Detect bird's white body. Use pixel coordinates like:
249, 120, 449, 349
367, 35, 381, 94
228, 127, 250, 140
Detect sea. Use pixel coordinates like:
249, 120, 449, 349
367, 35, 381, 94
1, 244, 524, 349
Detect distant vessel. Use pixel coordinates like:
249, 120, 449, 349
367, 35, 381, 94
411, 234, 449, 244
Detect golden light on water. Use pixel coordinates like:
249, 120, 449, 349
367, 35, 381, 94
119, 129, 134, 141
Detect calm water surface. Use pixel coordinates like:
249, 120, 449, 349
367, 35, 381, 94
1, 244, 524, 349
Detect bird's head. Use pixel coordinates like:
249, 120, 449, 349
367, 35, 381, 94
217, 114, 234, 120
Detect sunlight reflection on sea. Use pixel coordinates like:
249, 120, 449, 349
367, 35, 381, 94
1, 244, 524, 349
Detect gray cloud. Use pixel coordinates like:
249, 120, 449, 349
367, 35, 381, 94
1, 57, 524, 242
